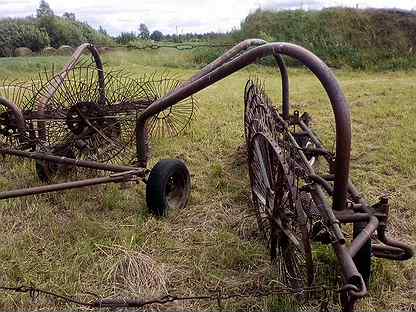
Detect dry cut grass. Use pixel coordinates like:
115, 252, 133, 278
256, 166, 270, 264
0, 50, 415, 311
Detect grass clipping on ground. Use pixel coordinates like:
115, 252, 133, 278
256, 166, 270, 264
0, 50, 415, 311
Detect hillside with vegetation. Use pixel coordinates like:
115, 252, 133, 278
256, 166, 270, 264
236, 8, 416, 69
2, 3, 416, 68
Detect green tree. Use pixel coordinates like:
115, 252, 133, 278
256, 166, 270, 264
139, 23, 150, 39
63, 12, 76, 21
150, 30, 163, 41
98, 25, 108, 36
36, 0, 54, 18
116, 32, 136, 44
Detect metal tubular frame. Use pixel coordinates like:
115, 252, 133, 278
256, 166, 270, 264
38, 43, 106, 109
0, 170, 142, 200
136, 42, 351, 213
36, 43, 106, 142
0, 40, 413, 311
0, 96, 26, 136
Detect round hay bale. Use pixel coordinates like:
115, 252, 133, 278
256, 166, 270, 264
14, 47, 32, 57
42, 47, 57, 56
57, 45, 74, 55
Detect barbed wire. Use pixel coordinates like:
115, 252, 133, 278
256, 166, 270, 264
0, 283, 336, 310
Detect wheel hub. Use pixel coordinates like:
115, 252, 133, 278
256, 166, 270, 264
66, 102, 105, 135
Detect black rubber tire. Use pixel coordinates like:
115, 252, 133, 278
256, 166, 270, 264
146, 159, 191, 217
353, 221, 372, 287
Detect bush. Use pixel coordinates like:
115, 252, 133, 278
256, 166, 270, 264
0, 18, 50, 56
191, 47, 226, 65
0, 11, 114, 57
116, 32, 137, 45
239, 8, 416, 70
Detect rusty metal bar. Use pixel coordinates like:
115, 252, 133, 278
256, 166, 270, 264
0, 96, 26, 133
273, 53, 290, 120
298, 119, 325, 149
23, 101, 150, 120
188, 39, 267, 82
333, 241, 367, 297
0, 147, 141, 173
36, 43, 105, 141
0, 171, 139, 200
348, 216, 379, 258
373, 242, 414, 260
189, 39, 290, 120
334, 211, 371, 223
187, 39, 290, 121
136, 42, 351, 213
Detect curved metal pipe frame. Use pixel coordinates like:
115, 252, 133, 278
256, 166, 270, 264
188, 39, 267, 83
0, 96, 26, 143
37, 43, 105, 110
136, 41, 351, 214
186, 39, 290, 120
36, 43, 106, 142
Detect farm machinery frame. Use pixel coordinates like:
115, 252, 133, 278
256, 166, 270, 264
0, 39, 413, 311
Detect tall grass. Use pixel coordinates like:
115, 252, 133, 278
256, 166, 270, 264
236, 8, 416, 70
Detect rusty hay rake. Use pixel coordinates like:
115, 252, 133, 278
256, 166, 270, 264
0, 40, 413, 311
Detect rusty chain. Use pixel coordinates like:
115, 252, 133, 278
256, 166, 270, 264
0, 283, 336, 311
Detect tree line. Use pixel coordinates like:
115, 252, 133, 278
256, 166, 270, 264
0, 0, 112, 56
116, 23, 231, 45
3, 1, 416, 70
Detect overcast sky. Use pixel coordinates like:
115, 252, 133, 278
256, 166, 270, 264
0, 0, 414, 35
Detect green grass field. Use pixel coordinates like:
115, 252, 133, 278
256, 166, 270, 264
0, 49, 415, 311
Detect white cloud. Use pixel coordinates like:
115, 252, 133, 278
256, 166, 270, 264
0, 0, 414, 35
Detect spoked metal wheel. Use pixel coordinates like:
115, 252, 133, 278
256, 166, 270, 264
244, 79, 314, 289
140, 74, 196, 138
0, 80, 37, 149
247, 131, 314, 289
33, 64, 147, 164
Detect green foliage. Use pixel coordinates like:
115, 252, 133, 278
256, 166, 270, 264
116, 32, 137, 45
239, 8, 416, 70
36, 0, 54, 18
150, 30, 163, 41
0, 0, 113, 57
191, 47, 226, 65
188, 37, 234, 66
38, 15, 114, 48
0, 19, 50, 56
139, 23, 150, 40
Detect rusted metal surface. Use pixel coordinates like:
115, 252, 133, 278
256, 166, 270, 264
0, 147, 138, 172
239, 60, 412, 311
0, 40, 413, 312
0, 169, 143, 200
136, 43, 351, 214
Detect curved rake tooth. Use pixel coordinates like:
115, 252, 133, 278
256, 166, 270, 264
0, 79, 39, 148
137, 72, 197, 138
31, 63, 146, 164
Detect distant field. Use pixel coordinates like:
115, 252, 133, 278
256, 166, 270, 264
0, 49, 415, 311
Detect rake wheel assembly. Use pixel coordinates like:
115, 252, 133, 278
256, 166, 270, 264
248, 131, 313, 289
0, 40, 413, 312
245, 82, 314, 290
